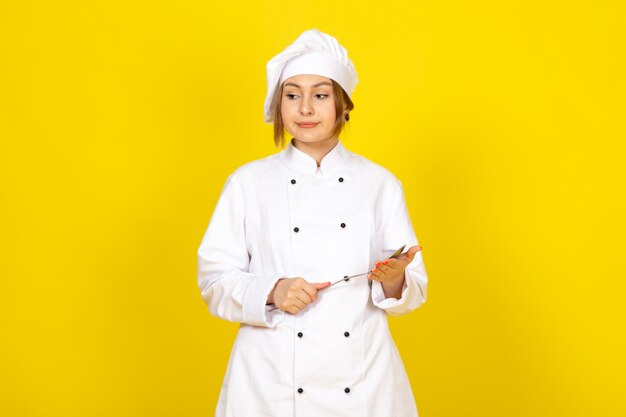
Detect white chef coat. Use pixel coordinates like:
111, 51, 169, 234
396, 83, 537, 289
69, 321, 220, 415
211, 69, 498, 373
197, 138, 428, 417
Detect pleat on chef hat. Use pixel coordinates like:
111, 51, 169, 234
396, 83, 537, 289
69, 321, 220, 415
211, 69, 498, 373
264, 28, 359, 124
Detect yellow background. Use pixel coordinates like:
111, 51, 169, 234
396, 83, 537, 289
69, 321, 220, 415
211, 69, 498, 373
1, 1, 624, 416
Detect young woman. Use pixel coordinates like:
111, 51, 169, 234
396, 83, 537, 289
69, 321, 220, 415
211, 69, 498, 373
197, 28, 429, 417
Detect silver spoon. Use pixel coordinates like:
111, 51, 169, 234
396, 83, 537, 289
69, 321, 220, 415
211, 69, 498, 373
267, 244, 406, 312
318, 244, 406, 292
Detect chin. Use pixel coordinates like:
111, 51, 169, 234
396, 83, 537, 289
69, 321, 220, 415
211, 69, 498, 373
296, 138, 327, 144
293, 133, 334, 143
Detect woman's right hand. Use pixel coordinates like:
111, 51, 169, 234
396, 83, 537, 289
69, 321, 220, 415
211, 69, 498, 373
267, 278, 331, 314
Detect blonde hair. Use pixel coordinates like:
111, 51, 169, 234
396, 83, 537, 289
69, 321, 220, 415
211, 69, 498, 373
270, 79, 355, 149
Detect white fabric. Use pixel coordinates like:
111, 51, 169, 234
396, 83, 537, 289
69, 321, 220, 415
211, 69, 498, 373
264, 28, 359, 124
197, 139, 428, 417
279, 51, 354, 94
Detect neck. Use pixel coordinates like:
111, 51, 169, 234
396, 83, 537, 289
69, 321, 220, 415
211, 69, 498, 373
292, 137, 339, 167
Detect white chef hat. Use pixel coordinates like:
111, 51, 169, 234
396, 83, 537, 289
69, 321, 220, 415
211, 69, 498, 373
264, 28, 359, 124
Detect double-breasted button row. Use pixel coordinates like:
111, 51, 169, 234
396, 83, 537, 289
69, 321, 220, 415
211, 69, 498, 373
292, 223, 347, 233
288, 177, 347, 233
296, 331, 349, 338
296, 387, 350, 394
289, 177, 345, 184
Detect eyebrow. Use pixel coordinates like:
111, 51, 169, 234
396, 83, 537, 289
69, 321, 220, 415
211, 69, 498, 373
284, 81, 332, 88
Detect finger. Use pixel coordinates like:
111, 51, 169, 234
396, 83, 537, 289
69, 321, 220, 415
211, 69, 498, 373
302, 282, 330, 301
301, 284, 318, 302
382, 259, 401, 271
285, 291, 310, 309
368, 270, 382, 281
409, 245, 422, 258
287, 305, 300, 315
402, 245, 422, 262
375, 261, 392, 274
294, 300, 309, 310
295, 291, 313, 305
277, 300, 295, 314
373, 265, 387, 277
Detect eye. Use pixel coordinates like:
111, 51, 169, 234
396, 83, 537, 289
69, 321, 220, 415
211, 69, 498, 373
315, 94, 329, 99
285, 93, 298, 100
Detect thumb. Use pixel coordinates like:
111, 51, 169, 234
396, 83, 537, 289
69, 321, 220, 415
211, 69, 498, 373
312, 282, 331, 290
404, 245, 422, 262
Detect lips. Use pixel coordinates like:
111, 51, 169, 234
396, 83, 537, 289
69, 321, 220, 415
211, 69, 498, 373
297, 122, 318, 128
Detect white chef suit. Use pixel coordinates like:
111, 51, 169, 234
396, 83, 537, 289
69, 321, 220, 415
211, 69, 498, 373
197, 138, 428, 417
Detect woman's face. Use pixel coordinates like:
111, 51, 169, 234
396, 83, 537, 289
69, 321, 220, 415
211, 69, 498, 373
280, 74, 337, 144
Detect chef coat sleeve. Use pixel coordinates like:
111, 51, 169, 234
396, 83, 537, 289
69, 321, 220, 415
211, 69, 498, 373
197, 172, 286, 328
371, 178, 428, 316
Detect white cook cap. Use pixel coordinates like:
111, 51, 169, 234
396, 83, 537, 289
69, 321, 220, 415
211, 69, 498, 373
263, 28, 359, 124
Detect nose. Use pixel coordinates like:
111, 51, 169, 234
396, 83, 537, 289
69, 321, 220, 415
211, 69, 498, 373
299, 95, 313, 115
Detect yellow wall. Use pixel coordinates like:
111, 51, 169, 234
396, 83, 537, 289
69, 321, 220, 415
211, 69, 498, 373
1, 1, 624, 416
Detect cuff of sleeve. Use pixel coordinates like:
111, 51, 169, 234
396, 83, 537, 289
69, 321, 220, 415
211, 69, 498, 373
242, 275, 286, 327
371, 272, 413, 315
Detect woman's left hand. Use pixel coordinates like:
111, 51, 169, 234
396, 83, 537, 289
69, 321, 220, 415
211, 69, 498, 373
368, 245, 422, 298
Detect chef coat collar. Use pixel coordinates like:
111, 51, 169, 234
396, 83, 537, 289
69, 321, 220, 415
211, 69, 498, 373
280, 138, 348, 176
